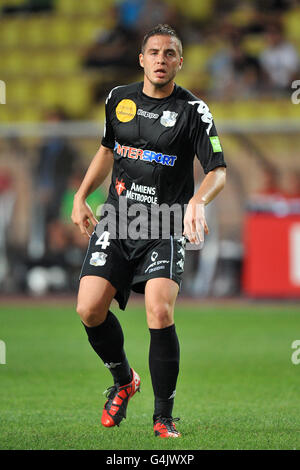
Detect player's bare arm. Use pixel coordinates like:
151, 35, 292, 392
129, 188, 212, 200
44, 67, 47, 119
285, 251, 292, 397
184, 166, 226, 244
71, 145, 114, 237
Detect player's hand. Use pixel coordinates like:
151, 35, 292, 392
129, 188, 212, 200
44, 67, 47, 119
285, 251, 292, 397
183, 198, 209, 244
71, 196, 98, 238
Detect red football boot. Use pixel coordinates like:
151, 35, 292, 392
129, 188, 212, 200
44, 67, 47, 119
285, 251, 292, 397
101, 369, 141, 427
153, 416, 181, 438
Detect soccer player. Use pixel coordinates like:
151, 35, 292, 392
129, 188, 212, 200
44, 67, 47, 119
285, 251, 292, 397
71, 24, 226, 438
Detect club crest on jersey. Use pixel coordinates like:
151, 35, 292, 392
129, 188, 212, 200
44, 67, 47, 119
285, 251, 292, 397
115, 177, 126, 196
160, 111, 178, 127
90, 252, 107, 267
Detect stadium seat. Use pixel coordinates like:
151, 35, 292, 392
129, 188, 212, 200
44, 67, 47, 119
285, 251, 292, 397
169, 0, 213, 21
82, 0, 111, 16
184, 44, 214, 72
56, 0, 112, 16
0, 106, 18, 123
55, 0, 74, 14
92, 104, 105, 122
283, 6, 300, 42
18, 106, 42, 122
48, 18, 74, 47
57, 77, 91, 116
2, 51, 27, 76
9, 78, 35, 105
0, 0, 24, 7
54, 49, 80, 74
21, 16, 51, 47
0, 19, 20, 47
28, 50, 79, 76
0, 103, 41, 123
75, 20, 105, 46
36, 78, 61, 108
29, 52, 54, 76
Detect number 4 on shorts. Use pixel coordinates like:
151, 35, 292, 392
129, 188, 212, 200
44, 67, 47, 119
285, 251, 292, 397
96, 231, 111, 249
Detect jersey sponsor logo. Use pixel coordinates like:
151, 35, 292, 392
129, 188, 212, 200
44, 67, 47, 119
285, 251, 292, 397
210, 136, 222, 153
160, 110, 178, 127
130, 182, 156, 196
115, 178, 158, 203
115, 177, 126, 196
90, 251, 107, 266
137, 108, 159, 119
188, 100, 213, 135
114, 141, 177, 167
116, 99, 137, 122
126, 182, 158, 204
145, 252, 170, 273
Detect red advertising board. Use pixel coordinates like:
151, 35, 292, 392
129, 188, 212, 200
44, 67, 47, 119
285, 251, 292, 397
242, 214, 300, 297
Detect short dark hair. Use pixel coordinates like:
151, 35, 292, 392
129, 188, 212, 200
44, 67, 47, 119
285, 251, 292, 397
141, 24, 183, 56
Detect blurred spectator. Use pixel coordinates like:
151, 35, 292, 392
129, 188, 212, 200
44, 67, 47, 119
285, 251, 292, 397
0, 169, 15, 286
253, 165, 282, 197
0, 137, 32, 251
83, 0, 180, 102
26, 169, 108, 295
185, 200, 220, 297
46, 219, 70, 262
283, 170, 300, 199
281, 170, 300, 214
60, 169, 106, 223
35, 108, 76, 223
259, 22, 299, 94
207, 30, 262, 99
83, 0, 145, 72
135, 0, 180, 36
28, 108, 76, 260
60, 169, 107, 246
247, 165, 288, 215
182, 160, 220, 297
254, 0, 294, 14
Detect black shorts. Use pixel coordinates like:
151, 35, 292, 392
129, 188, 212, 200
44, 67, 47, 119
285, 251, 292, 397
79, 225, 186, 310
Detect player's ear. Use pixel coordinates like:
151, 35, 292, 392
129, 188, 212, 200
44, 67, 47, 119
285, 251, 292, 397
139, 53, 144, 68
179, 57, 183, 70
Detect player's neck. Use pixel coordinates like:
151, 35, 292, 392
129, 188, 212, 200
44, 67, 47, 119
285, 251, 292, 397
142, 79, 175, 99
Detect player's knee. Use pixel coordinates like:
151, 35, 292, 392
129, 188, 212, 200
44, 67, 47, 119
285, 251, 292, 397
147, 302, 173, 328
76, 302, 107, 327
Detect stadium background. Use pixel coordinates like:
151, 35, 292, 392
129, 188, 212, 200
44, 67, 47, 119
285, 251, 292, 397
0, 0, 300, 451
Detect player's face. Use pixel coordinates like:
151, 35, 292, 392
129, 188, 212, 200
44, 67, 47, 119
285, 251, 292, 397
139, 35, 183, 89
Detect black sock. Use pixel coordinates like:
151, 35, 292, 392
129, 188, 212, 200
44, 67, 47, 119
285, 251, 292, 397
82, 311, 131, 386
149, 324, 180, 420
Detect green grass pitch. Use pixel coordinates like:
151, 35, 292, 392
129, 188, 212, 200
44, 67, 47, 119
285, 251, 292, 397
0, 300, 300, 450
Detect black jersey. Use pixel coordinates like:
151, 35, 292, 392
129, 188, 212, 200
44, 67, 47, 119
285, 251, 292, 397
101, 82, 226, 230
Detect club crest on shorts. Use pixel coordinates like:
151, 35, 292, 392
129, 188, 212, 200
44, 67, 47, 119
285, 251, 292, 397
160, 111, 178, 127
90, 251, 107, 267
